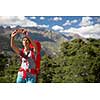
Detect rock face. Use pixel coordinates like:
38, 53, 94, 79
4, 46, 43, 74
0, 26, 67, 56
0, 26, 88, 57
0, 26, 5, 33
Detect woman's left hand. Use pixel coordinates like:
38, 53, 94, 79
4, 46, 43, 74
21, 29, 29, 36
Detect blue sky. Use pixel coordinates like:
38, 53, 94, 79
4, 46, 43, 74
0, 16, 100, 39
26, 16, 100, 30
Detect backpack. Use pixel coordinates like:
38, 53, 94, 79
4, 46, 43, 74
30, 40, 41, 74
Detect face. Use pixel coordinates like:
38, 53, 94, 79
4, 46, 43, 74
22, 37, 30, 47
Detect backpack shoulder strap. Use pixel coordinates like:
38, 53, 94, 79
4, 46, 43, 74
30, 48, 35, 60
34, 40, 41, 74
20, 48, 29, 59
19, 48, 24, 57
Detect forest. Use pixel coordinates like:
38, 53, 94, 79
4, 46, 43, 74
0, 38, 100, 83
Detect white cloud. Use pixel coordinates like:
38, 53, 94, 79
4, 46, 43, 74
80, 16, 93, 27
10, 25, 17, 28
38, 24, 49, 28
52, 25, 64, 31
30, 16, 36, 20
0, 16, 37, 27
40, 17, 45, 20
17, 16, 26, 20
63, 20, 71, 26
52, 17, 62, 21
61, 24, 100, 39
63, 19, 78, 26
97, 19, 100, 22
71, 19, 78, 24
96, 17, 100, 22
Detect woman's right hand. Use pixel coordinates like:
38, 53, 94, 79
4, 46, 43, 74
11, 29, 28, 38
11, 29, 24, 38
11, 30, 18, 38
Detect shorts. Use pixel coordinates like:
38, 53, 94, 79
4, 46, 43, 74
16, 71, 36, 83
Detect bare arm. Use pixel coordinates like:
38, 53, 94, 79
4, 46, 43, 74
10, 30, 20, 55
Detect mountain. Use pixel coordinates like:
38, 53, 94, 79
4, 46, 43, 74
0, 25, 96, 57
0, 26, 5, 33
0, 26, 67, 56
61, 32, 88, 43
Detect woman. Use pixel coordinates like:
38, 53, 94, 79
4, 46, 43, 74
11, 29, 38, 83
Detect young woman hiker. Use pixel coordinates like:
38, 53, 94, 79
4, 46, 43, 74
11, 29, 40, 83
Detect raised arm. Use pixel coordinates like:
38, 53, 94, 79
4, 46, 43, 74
10, 30, 20, 55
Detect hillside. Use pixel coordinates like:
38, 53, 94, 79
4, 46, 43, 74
0, 37, 100, 83
0, 26, 67, 56
0, 26, 98, 57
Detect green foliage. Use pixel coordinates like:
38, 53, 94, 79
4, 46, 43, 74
38, 38, 100, 83
0, 65, 18, 83
0, 53, 19, 83
38, 55, 55, 82
0, 38, 100, 83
